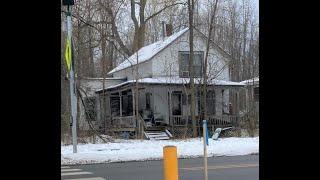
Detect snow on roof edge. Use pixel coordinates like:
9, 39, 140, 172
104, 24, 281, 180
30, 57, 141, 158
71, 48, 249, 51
96, 77, 245, 93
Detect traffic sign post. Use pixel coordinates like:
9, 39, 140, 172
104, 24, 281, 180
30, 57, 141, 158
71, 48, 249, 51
64, 2, 77, 153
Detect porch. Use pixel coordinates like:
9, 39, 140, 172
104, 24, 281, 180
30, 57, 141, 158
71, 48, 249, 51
95, 77, 245, 137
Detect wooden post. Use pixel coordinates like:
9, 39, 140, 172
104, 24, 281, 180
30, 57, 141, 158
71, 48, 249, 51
163, 146, 179, 180
119, 93, 122, 117
169, 90, 172, 126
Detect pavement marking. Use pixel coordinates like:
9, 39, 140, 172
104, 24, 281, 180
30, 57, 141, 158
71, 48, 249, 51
61, 166, 70, 169
61, 171, 93, 176
61, 169, 82, 172
180, 163, 259, 171
65, 178, 106, 180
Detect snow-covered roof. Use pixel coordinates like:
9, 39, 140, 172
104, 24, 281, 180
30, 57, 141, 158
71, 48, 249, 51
96, 77, 245, 93
240, 77, 259, 85
108, 28, 189, 74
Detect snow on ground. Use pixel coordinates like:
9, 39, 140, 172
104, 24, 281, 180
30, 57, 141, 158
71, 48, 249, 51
61, 137, 259, 165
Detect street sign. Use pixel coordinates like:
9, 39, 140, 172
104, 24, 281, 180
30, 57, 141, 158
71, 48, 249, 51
65, 38, 72, 72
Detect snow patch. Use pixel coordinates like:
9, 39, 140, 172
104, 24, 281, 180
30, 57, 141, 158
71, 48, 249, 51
61, 137, 259, 165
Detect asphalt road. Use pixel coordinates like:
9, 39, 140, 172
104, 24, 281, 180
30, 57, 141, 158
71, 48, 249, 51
61, 155, 259, 180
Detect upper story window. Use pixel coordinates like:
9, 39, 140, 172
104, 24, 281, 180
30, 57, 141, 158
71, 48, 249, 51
179, 51, 204, 78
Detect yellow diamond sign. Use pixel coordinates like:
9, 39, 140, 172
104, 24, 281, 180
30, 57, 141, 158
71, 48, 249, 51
65, 38, 72, 72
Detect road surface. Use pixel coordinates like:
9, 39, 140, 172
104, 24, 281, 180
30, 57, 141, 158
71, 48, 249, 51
61, 155, 259, 180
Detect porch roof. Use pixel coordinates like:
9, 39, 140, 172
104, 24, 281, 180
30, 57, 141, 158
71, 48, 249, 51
95, 77, 245, 93
240, 76, 259, 86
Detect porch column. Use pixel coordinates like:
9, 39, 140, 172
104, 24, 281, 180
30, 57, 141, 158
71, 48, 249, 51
132, 88, 136, 123
119, 91, 122, 119
221, 89, 224, 115
168, 90, 172, 126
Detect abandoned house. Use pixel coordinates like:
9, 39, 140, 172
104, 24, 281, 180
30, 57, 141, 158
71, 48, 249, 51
79, 26, 249, 138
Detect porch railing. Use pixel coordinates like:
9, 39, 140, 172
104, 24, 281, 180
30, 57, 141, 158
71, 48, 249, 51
171, 115, 187, 126
111, 116, 136, 128
170, 115, 239, 127
207, 115, 238, 128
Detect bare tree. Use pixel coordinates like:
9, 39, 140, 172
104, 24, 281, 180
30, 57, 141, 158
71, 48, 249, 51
201, 0, 219, 121
187, 0, 197, 137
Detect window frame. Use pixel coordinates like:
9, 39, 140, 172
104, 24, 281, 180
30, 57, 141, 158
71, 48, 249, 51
178, 51, 204, 78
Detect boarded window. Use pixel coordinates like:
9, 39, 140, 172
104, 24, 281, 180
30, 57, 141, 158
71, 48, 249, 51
179, 51, 204, 78
84, 97, 96, 121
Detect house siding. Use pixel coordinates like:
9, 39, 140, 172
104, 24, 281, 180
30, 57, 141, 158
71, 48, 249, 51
151, 30, 229, 81
112, 61, 152, 80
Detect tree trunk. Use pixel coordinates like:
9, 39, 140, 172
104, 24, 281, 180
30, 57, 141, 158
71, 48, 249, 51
202, 0, 219, 121
188, 0, 197, 137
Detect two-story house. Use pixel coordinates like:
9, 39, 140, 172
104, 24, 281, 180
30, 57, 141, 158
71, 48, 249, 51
91, 27, 245, 138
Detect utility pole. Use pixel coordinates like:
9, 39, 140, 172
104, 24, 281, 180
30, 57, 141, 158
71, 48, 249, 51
63, 0, 77, 153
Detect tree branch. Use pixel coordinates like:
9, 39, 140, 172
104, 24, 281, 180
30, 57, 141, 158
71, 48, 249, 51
145, 2, 185, 22
131, 0, 139, 29
98, 0, 132, 56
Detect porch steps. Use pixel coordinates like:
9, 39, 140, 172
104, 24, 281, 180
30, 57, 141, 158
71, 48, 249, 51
144, 129, 172, 140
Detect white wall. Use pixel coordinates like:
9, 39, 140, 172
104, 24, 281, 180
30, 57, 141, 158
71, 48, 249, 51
151, 86, 169, 124
111, 29, 230, 82
151, 30, 230, 81
112, 61, 152, 80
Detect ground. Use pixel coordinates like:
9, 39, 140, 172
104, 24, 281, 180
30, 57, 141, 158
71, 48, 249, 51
62, 137, 259, 165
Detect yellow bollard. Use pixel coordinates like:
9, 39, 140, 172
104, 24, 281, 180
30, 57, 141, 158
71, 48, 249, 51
163, 145, 179, 180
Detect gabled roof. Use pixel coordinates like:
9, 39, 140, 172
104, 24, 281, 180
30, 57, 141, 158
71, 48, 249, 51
108, 28, 189, 74
108, 26, 234, 75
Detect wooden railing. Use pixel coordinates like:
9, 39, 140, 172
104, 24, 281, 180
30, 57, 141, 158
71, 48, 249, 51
171, 115, 188, 126
111, 116, 136, 128
170, 115, 239, 128
207, 115, 238, 128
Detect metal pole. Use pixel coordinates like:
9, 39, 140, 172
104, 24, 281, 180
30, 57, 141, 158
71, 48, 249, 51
203, 120, 208, 180
66, 6, 77, 153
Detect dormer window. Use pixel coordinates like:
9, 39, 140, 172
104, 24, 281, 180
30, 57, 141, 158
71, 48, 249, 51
179, 51, 204, 78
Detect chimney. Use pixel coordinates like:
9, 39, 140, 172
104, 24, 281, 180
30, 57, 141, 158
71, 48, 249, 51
166, 24, 173, 36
